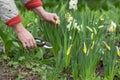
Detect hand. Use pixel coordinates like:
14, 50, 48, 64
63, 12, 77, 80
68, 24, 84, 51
33, 7, 60, 25
17, 29, 37, 50
12, 23, 37, 50
42, 12, 59, 24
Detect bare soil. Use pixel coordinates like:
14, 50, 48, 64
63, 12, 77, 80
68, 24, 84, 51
0, 61, 40, 80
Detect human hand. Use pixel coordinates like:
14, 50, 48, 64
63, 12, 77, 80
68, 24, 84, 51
41, 12, 59, 24
12, 23, 37, 50
33, 7, 60, 26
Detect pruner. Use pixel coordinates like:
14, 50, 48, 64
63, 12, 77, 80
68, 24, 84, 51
35, 37, 52, 49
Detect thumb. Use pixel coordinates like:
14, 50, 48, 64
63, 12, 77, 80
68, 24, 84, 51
53, 14, 59, 20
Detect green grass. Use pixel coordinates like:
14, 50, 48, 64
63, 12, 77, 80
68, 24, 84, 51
0, 0, 120, 80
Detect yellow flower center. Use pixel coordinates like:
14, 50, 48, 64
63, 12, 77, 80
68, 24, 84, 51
55, 19, 60, 25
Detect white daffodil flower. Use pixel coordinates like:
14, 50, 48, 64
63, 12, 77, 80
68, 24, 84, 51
73, 22, 78, 29
69, 36, 72, 40
76, 26, 80, 32
69, 0, 78, 10
109, 21, 117, 33
67, 22, 72, 31
65, 13, 73, 22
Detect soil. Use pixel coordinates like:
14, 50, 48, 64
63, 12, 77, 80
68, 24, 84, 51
0, 61, 41, 80
96, 61, 104, 77
0, 59, 120, 80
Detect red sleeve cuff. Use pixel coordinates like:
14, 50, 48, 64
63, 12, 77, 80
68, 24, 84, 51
6, 15, 22, 26
25, 0, 42, 10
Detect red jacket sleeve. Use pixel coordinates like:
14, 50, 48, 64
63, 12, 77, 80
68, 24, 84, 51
0, 0, 22, 26
25, 0, 43, 10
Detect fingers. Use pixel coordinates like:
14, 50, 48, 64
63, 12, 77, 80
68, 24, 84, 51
53, 13, 59, 20
22, 38, 37, 50
49, 13, 59, 23
41, 12, 60, 26
29, 38, 36, 49
23, 42, 27, 50
17, 30, 37, 50
51, 13, 60, 28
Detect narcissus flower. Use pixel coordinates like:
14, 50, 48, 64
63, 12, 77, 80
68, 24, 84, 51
87, 26, 93, 32
116, 46, 120, 56
83, 42, 87, 54
76, 26, 80, 32
66, 22, 72, 31
65, 13, 73, 22
65, 13, 71, 18
66, 45, 72, 55
69, 36, 72, 40
73, 22, 77, 29
93, 27, 97, 34
109, 21, 116, 33
26, 23, 32, 27
55, 19, 60, 25
91, 41, 95, 50
99, 15, 104, 21
65, 12, 80, 32
67, 16, 73, 22
98, 25, 104, 29
91, 33, 94, 40
69, 0, 78, 10
35, 18, 38, 23
103, 41, 111, 51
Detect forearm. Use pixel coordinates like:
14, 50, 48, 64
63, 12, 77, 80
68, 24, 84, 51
33, 6, 46, 18
21, 0, 59, 24
32, 6, 60, 24
12, 23, 25, 33
21, 0, 44, 18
